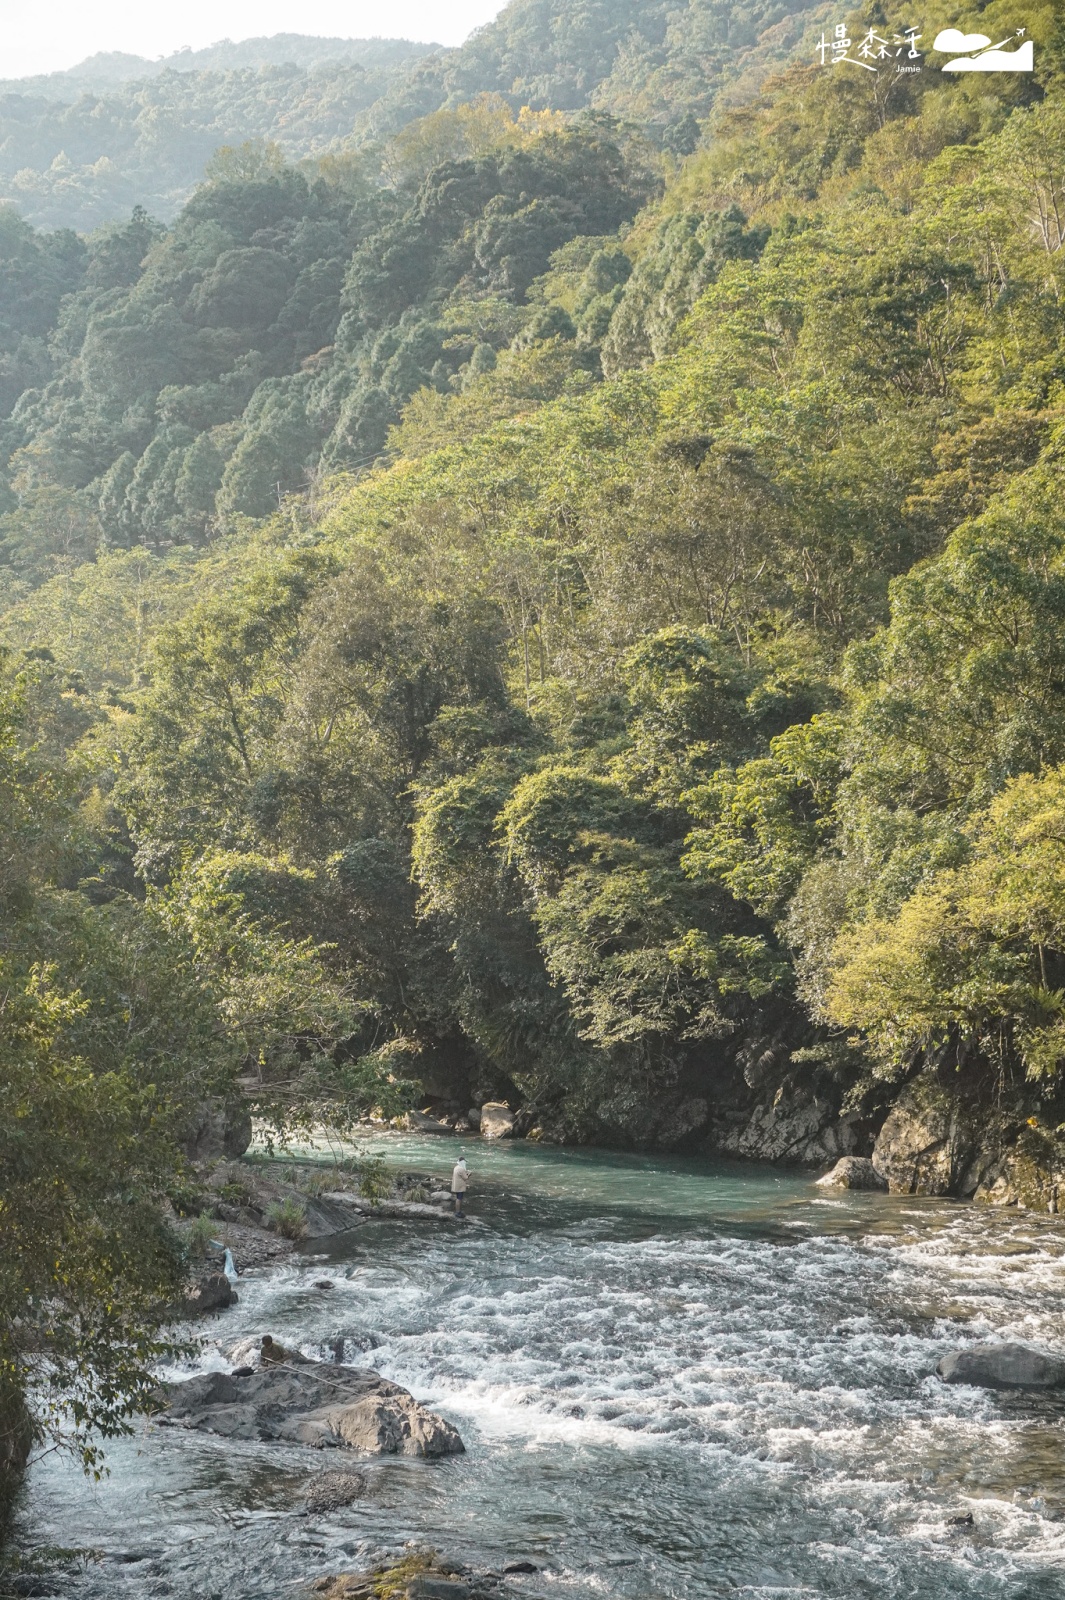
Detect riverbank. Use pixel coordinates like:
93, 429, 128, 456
174, 1149, 466, 1292
409, 1057, 1065, 1210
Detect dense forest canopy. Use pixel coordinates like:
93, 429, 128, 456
3, 0, 1065, 1478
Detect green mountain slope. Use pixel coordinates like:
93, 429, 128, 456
2, 0, 1065, 1167
11, 0, 1065, 1494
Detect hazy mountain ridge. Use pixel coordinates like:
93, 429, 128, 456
0, 1, 831, 230
0, 60, 436, 231
0, 35, 436, 97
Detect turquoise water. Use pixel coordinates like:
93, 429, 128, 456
15, 1135, 1065, 1598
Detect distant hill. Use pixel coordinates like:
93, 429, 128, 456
0, 1, 830, 231
0, 35, 436, 98
0, 52, 444, 232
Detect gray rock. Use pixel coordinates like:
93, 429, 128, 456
937, 1342, 1065, 1390
321, 1192, 454, 1221
654, 1097, 708, 1150
714, 1093, 862, 1165
871, 1074, 979, 1195
304, 1470, 366, 1513
408, 1111, 454, 1135
181, 1271, 238, 1317
479, 1102, 515, 1139
301, 1195, 367, 1238
816, 1156, 888, 1192
408, 1580, 470, 1600
163, 1362, 464, 1456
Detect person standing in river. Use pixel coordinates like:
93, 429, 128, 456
451, 1151, 470, 1217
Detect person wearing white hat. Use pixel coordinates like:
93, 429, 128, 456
451, 1150, 470, 1217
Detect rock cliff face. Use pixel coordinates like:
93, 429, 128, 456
816, 1068, 1065, 1209
710, 1091, 865, 1165
870, 1077, 978, 1196
692, 1052, 1065, 1208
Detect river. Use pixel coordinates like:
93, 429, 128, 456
14, 1134, 1065, 1598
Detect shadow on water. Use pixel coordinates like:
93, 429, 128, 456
13, 1131, 1065, 1600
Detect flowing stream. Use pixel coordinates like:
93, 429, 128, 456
14, 1135, 1065, 1598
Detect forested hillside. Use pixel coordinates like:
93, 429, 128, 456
3, 0, 1065, 1480
0, 49, 430, 231
0, 0, 829, 229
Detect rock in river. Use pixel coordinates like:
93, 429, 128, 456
303, 1470, 366, 1513
479, 1102, 515, 1139
937, 1342, 1065, 1389
181, 1271, 238, 1316
312, 1553, 490, 1600
161, 1363, 465, 1456
816, 1157, 888, 1192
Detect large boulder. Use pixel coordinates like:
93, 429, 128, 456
872, 1073, 982, 1195
313, 1558, 476, 1600
162, 1363, 464, 1457
407, 1111, 454, 1135
300, 1195, 367, 1238
937, 1343, 1065, 1390
816, 1156, 888, 1191
479, 1102, 515, 1139
181, 1271, 238, 1317
182, 1099, 253, 1162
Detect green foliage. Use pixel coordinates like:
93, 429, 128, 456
825, 762, 1065, 1083
185, 1213, 220, 1258
357, 1156, 392, 1204
1, 1, 1065, 1289
602, 205, 769, 375
264, 1196, 308, 1239
684, 715, 845, 919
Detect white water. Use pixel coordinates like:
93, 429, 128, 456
14, 1136, 1065, 1598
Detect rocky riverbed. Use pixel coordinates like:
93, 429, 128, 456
11, 1134, 1065, 1600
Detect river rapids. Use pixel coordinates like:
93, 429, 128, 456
14, 1134, 1065, 1598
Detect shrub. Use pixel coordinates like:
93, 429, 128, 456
265, 1197, 308, 1240
294, 1166, 333, 1197
185, 1213, 220, 1259
358, 1156, 392, 1204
